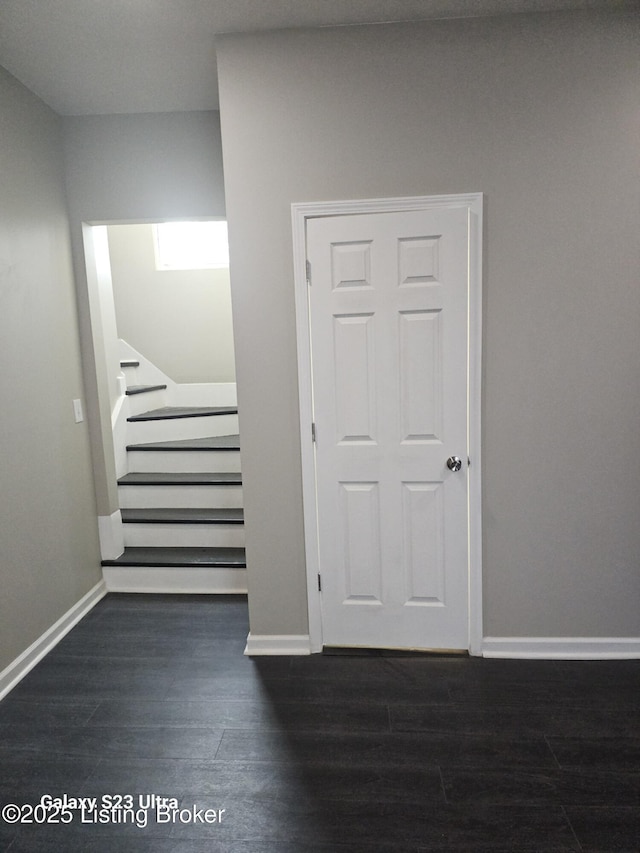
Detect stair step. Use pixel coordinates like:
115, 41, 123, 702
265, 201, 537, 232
125, 413, 239, 442
128, 406, 238, 423
126, 384, 168, 396
120, 360, 140, 368
101, 546, 246, 568
127, 434, 240, 452
121, 508, 244, 524
118, 472, 241, 486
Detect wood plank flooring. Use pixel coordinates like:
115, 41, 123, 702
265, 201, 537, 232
0, 594, 638, 851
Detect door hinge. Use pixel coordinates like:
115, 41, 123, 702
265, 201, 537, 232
311, 422, 316, 443
317, 573, 322, 592
306, 259, 312, 285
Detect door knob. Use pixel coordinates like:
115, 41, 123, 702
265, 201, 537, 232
446, 456, 463, 472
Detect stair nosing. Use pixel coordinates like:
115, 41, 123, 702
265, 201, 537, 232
121, 508, 244, 524
118, 472, 242, 486
127, 406, 238, 423
101, 546, 246, 568
125, 384, 168, 396
126, 435, 240, 453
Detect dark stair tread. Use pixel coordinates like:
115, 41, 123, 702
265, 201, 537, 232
128, 406, 237, 423
101, 546, 246, 568
118, 472, 242, 486
120, 360, 140, 368
127, 434, 240, 452
121, 508, 244, 524
125, 384, 167, 396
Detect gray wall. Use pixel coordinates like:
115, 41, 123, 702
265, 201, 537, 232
62, 111, 227, 516
62, 111, 226, 223
108, 224, 236, 383
216, 10, 640, 639
0, 67, 101, 670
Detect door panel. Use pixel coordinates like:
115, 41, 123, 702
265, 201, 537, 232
401, 480, 445, 605
307, 207, 470, 650
340, 481, 382, 602
398, 309, 442, 442
333, 313, 377, 443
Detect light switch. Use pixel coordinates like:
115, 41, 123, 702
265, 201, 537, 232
73, 398, 84, 423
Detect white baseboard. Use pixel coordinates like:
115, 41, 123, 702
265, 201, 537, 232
103, 566, 248, 594
0, 580, 107, 700
244, 632, 311, 656
482, 636, 640, 660
98, 510, 125, 561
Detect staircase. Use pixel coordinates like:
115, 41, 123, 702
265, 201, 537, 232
101, 349, 247, 594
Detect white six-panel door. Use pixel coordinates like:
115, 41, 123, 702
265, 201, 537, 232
306, 206, 471, 650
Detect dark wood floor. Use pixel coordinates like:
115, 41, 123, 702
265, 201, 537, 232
0, 594, 638, 852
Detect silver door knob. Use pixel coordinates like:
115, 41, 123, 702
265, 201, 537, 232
446, 456, 463, 472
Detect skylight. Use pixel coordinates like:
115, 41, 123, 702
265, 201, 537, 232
154, 221, 229, 271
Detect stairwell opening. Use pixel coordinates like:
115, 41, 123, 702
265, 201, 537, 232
82, 220, 247, 594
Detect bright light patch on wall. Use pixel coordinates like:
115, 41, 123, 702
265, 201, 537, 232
154, 221, 229, 270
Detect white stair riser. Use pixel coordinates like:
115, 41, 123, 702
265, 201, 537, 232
126, 388, 168, 416
123, 523, 245, 548
127, 414, 239, 443
121, 366, 140, 385
103, 566, 248, 594
126, 450, 241, 473
119, 484, 243, 509
171, 383, 237, 409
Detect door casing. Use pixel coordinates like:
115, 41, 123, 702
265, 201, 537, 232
292, 194, 483, 654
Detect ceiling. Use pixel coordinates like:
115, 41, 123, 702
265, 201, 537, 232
0, 0, 625, 115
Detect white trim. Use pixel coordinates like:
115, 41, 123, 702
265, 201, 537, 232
292, 194, 484, 218
292, 193, 483, 655
0, 580, 107, 700
483, 637, 640, 660
102, 566, 247, 594
112, 389, 130, 478
98, 510, 125, 561
244, 633, 311, 656
116, 372, 127, 398
466, 199, 484, 656
292, 203, 323, 653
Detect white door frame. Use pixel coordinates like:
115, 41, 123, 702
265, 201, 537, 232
292, 193, 483, 655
